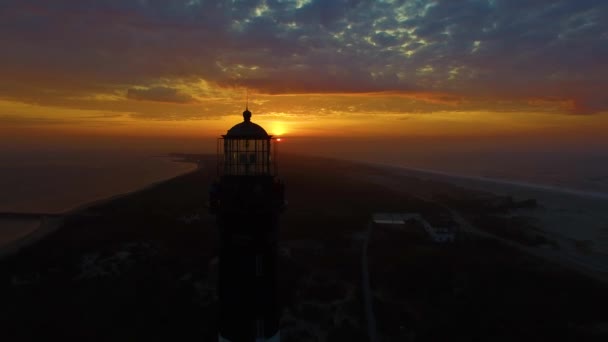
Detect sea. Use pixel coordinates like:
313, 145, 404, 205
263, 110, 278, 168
0, 149, 197, 248
391, 149, 608, 199
283, 137, 608, 199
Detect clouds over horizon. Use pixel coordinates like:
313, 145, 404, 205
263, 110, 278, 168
126, 86, 195, 103
0, 0, 607, 116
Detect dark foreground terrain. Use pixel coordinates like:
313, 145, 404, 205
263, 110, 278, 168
1, 154, 607, 341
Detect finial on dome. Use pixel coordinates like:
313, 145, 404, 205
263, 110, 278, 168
243, 108, 252, 122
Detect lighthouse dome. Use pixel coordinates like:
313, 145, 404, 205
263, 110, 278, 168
225, 109, 269, 138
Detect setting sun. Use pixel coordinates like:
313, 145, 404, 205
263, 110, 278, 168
268, 121, 288, 136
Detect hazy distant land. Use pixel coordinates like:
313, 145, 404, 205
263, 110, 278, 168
1, 154, 607, 341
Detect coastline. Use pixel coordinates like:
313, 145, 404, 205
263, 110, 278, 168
367, 160, 608, 240
353, 159, 608, 282
365, 160, 608, 201
0, 216, 64, 260
0, 154, 200, 215
3, 153, 607, 276
0, 160, 200, 261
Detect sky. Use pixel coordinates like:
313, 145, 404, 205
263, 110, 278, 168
1, 0, 607, 157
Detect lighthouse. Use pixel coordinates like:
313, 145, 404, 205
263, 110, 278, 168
209, 106, 285, 342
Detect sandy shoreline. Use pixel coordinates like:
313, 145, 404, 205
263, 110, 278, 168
0, 216, 64, 259
368, 161, 608, 200
0, 162, 200, 260
374, 163, 608, 240
356, 161, 608, 282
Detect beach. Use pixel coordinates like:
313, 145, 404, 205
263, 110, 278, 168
356, 162, 608, 280
380, 164, 608, 247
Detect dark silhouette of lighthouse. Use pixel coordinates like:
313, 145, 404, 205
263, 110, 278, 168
209, 106, 285, 341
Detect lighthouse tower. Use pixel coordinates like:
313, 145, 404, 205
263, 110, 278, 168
209, 107, 285, 342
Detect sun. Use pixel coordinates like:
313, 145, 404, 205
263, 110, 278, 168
269, 121, 288, 136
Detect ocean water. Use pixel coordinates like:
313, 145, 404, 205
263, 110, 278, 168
393, 150, 608, 198
283, 137, 608, 198
0, 149, 197, 214
0, 148, 196, 250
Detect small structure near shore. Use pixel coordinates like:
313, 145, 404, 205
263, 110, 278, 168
372, 212, 456, 243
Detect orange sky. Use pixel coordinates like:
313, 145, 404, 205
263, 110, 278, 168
1, 92, 607, 147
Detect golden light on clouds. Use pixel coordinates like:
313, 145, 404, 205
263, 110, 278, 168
2, 91, 608, 146
1, 0, 606, 143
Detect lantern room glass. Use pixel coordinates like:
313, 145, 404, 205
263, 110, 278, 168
221, 138, 272, 175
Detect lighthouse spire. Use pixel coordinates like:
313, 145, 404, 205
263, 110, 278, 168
243, 89, 252, 122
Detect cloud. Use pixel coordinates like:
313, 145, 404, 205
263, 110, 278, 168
126, 87, 194, 103
0, 0, 606, 114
